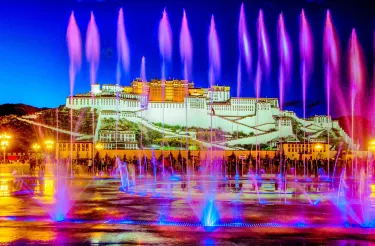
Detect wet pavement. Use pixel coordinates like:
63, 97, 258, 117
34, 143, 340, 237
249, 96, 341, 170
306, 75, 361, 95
1, 164, 375, 245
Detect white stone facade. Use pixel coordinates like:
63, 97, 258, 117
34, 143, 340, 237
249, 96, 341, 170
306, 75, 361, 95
66, 83, 354, 148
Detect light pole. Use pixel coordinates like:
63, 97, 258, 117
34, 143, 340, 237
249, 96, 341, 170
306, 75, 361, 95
0, 133, 11, 164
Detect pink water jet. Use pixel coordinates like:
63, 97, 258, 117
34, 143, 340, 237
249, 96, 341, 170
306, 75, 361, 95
348, 29, 366, 104
66, 12, 82, 94
117, 8, 130, 84
159, 8, 173, 68
347, 28, 367, 143
66, 11, 82, 178
372, 30, 375, 135
85, 12, 100, 85
324, 10, 347, 119
208, 15, 221, 87
299, 9, 313, 120
141, 56, 146, 82
277, 13, 292, 110
238, 3, 251, 76
255, 9, 270, 98
180, 9, 193, 82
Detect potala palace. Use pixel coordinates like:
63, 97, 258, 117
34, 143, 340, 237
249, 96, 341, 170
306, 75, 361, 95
66, 79, 353, 150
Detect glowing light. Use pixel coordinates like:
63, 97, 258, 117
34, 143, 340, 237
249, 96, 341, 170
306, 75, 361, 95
45, 140, 54, 150
32, 143, 40, 152
95, 143, 103, 150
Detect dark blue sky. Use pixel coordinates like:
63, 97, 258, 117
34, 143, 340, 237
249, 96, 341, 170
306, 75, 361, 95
0, 0, 374, 117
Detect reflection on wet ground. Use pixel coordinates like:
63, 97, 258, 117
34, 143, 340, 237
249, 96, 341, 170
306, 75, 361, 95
1, 165, 375, 244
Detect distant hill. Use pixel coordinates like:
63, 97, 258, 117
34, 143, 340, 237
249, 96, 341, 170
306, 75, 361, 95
0, 103, 49, 117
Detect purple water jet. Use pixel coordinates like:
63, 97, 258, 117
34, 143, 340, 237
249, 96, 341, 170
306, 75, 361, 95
208, 15, 220, 87
180, 9, 193, 82
85, 11, 100, 169
299, 9, 313, 120
86, 12, 100, 85
324, 11, 348, 120
277, 12, 292, 110
158, 8, 173, 177
238, 3, 251, 77
179, 9, 193, 158
67, 12, 82, 179
67, 12, 82, 94
255, 9, 270, 98
141, 56, 146, 82
159, 8, 173, 73
117, 8, 130, 84
299, 9, 313, 177
347, 28, 367, 145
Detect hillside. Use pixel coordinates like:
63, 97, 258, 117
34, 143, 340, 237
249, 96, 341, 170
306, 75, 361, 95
0, 106, 96, 152
0, 103, 49, 117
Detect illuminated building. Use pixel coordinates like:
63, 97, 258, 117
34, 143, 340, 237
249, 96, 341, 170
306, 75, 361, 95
65, 79, 354, 149
280, 142, 330, 160
57, 141, 93, 160
99, 130, 137, 150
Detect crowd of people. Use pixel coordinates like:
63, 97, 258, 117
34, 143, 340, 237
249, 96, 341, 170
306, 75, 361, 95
5, 151, 375, 179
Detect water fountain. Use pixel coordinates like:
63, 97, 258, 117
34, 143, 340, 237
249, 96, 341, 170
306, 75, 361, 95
4, 6, 375, 243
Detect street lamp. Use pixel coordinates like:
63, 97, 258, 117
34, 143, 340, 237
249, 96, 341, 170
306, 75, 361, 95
32, 143, 40, 152
32, 143, 40, 161
315, 144, 323, 159
95, 143, 103, 155
45, 140, 54, 164
369, 139, 375, 151
0, 133, 11, 163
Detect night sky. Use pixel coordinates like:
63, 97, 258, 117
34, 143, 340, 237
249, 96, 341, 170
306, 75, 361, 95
0, 0, 374, 117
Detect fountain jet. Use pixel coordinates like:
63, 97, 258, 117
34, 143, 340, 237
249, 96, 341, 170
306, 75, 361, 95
277, 13, 292, 111
159, 8, 173, 77
67, 12, 82, 94
299, 9, 313, 177
179, 9, 193, 161
255, 9, 270, 98
180, 9, 193, 82
86, 12, 100, 170
324, 10, 348, 121
347, 28, 367, 145
208, 15, 221, 88
67, 12, 82, 178
238, 3, 251, 79
158, 8, 173, 178
299, 9, 313, 120
141, 56, 146, 82
117, 8, 130, 84
86, 12, 100, 85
